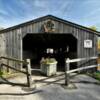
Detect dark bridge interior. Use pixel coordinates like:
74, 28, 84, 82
23, 33, 77, 71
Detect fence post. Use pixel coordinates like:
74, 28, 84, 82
7, 60, 9, 72
98, 52, 100, 71
26, 59, 32, 87
65, 58, 70, 86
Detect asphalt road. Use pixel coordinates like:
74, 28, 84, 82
0, 74, 100, 100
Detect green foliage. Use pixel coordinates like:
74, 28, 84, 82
40, 58, 57, 64
88, 71, 100, 81
0, 71, 3, 76
89, 26, 97, 31
0, 70, 12, 77
93, 72, 100, 81
0, 27, 4, 30
0, 70, 19, 78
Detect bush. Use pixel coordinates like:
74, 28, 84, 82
93, 72, 100, 81
88, 71, 100, 81
0, 71, 3, 76
40, 58, 57, 64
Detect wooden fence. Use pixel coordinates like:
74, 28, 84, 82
0, 56, 98, 87
0, 56, 32, 87
65, 56, 98, 86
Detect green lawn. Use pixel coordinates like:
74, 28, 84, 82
0, 70, 18, 78
93, 72, 100, 81
88, 71, 100, 81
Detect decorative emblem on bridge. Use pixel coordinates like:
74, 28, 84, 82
42, 20, 55, 33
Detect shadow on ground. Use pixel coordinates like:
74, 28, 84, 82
0, 76, 27, 87
34, 72, 100, 86
0, 73, 100, 96
0, 90, 42, 96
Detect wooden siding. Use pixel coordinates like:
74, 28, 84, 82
0, 17, 98, 68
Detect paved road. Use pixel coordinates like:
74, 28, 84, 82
0, 74, 100, 100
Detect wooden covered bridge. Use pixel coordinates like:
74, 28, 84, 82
0, 15, 99, 71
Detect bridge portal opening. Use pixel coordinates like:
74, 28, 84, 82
23, 34, 77, 71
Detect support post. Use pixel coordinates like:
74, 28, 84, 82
7, 60, 9, 72
97, 52, 100, 71
26, 59, 32, 87
65, 58, 70, 86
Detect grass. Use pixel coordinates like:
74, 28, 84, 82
0, 71, 12, 77
88, 71, 100, 81
0, 70, 20, 79
93, 72, 100, 81
0, 71, 3, 76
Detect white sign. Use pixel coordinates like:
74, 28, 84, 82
47, 48, 54, 54
84, 40, 92, 48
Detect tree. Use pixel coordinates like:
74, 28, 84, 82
0, 26, 4, 30
89, 26, 97, 31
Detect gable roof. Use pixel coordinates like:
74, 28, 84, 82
0, 15, 100, 35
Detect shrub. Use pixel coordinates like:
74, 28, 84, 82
40, 58, 57, 64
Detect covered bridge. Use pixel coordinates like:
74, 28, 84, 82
0, 15, 99, 70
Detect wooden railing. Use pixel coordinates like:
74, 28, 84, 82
0, 56, 28, 64
65, 56, 98, 86
0, 56, 32, 87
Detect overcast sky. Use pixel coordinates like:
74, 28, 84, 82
0, 0, 100, 31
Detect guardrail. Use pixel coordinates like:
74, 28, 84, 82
65, 56, 98, 86
0, 56, 32, 87
0, 56, 28, 64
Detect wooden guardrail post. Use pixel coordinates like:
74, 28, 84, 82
7, 60, 9, 72
97, 52, 100, 71
26, 59, 32, 87
65, 58, 70, 86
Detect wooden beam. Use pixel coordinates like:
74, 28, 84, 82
1, 63, 28, 75
65, 58, 70, 86
0, 56, 28, 64
67, 65, 97, 74
66, 56, 97, 63
26, 59, 32, 87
